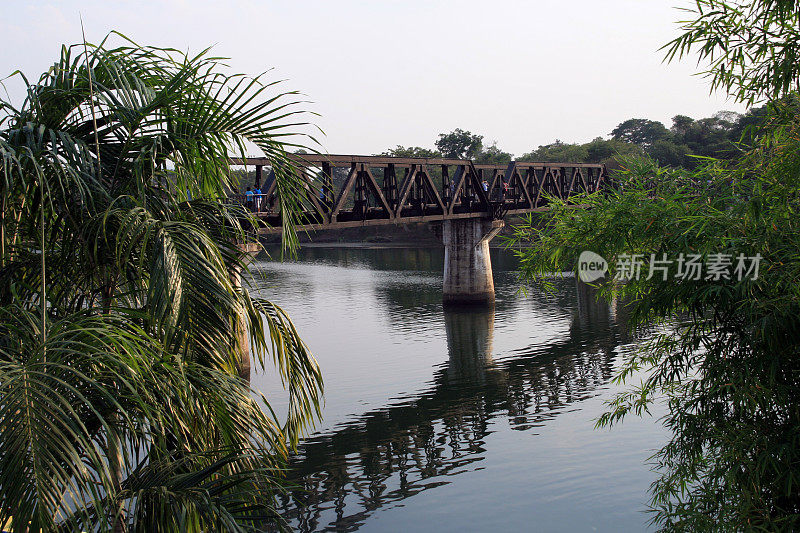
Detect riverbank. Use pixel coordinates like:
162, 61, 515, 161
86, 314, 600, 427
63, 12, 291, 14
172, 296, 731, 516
260, 216, 536, 248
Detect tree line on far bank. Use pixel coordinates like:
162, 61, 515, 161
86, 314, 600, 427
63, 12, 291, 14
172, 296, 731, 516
382, 105, 770, 170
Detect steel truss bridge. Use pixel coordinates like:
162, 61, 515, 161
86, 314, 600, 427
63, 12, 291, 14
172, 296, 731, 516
230, 154, 608, 234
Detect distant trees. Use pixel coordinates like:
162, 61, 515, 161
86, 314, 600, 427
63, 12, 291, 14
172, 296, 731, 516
608, 109, 773, 168
607, 113, 741, 167
611, 118, 671, 147
584, 137, 643, 166
473, 142, 513, 164
435, 128, 484, 159
379, 130, 510, 164
521, 140, 587, 163
648, 137, 692, 168
517, 138, 642, 169
522, 106, 769, 169
379, 107, 769, 171
381, 145, 442, 158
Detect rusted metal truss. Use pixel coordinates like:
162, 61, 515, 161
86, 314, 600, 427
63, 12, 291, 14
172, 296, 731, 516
230, 154, 608, 234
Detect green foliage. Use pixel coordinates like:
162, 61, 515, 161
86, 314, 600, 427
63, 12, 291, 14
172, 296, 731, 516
519, 137, 642, 168
434, 128, 483, 159
510, 1, 800, 527
473, 142, 513, 164
382, 111, 769, 171
611, 118, 672, 148
519, 139, 587, 163
0, 308, 289, 531
379, 107, 770, 173
508, 101, 800, 529
380, 145, 442, 158
665, 0, 800, 105
608, 113, 757, 168
648, 138, 692, 169
584, 137, 642, 166
521, 109, 770, 170
0, 33, 323, 531
381, 132, 510, 164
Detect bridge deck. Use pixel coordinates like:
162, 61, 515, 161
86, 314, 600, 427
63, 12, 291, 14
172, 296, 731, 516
230, 154, 607, 234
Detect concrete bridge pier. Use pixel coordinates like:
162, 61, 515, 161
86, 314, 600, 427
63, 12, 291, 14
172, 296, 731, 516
229, 266, 252, 382
231, 242, 262, 383
441, 218, 505, 306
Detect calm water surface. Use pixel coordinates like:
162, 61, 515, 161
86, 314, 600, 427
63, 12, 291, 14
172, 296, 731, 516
249, 247, 667, 532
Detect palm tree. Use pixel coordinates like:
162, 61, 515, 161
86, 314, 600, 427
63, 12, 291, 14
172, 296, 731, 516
0, 33, 323, 531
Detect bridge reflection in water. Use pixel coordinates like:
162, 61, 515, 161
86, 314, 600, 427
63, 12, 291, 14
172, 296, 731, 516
273, 279, 627, 532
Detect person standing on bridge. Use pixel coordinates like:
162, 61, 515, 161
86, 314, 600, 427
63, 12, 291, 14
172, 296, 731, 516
254, 185, 262, 212
245, 187, 255, 212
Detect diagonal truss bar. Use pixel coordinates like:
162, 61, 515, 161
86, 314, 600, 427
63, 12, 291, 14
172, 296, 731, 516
468, 162, 491, 210
418, 165, 446, 212
395, 165, 419, 217
294, 167, 328, 222
362, 165, 395, 219
447, 165, 466, 214
331, 164, 358, 221
509, 164, 533, 207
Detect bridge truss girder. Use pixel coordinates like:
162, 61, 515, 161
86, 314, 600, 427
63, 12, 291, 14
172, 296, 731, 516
230, 154, 607, 233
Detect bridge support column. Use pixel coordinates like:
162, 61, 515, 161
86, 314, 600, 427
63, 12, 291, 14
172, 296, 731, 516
442, 218, 504, 306
230, 242, 261, 383
229, 266, 252, 382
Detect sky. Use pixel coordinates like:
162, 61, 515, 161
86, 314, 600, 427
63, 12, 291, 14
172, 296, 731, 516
0, 0, 746, 157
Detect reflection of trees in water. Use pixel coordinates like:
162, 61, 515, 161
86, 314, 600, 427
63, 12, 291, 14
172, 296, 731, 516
262, 245, 521, 275
275, 246, 445, 273
488, 247, 522, 272
273, 281, 627, 532
374, 273, 578, 329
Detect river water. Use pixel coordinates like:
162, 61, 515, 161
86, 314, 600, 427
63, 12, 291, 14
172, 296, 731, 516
249, 246, 667, 532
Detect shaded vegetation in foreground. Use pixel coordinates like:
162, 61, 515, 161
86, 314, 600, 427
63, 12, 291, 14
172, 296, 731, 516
0, 34, 322, 531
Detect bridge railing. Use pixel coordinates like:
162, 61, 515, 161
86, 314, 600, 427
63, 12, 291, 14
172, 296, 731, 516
229, 154, 607, 231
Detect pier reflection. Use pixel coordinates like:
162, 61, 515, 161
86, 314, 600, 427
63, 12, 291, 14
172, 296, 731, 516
274, 279, 625, 532
444, 307, 495, 385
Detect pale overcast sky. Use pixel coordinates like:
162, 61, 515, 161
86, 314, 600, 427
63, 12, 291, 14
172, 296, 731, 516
1, 0, 745, 157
